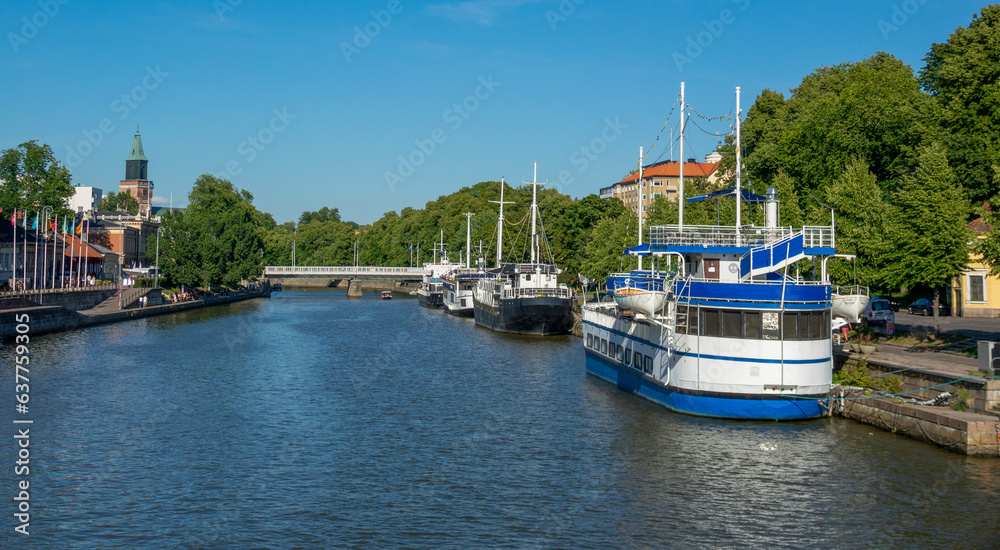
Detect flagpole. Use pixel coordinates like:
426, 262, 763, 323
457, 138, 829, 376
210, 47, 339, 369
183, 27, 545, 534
22, 211, 28, 290
50, 214, 57, 290
33, 213, 39, 293
42, 209, 50, 292
60, 220, 66, 289
11, 209, 17, 292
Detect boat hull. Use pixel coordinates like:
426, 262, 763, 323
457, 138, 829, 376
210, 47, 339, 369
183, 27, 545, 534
473, 295, 574, 335
585, 350, 825, 421
417, 291, 443, 308
832, 294, 869, 324
443, 303, 474, 317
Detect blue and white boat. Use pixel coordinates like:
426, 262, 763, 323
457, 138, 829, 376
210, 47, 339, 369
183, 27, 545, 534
582, 84, 835, 421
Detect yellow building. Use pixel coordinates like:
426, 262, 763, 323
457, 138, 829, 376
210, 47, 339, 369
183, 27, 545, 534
951, 217, 1000, 318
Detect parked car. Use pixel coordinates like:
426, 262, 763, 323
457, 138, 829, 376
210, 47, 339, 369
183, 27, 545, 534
862, 297, 895, 334
907, 298, 950, 316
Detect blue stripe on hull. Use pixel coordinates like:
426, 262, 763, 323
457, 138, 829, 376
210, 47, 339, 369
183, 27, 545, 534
585, 351, 824, 421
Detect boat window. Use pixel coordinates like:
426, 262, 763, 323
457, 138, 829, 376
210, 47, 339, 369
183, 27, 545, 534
782, 312, 798, 340
744, 311, 760, 339
798, 312, 811, 340
701, 309, 721, 336
762, 312, 780, 340
722, 310, 741, 338
587, 334, 593, 348
616, 345, 624, 362
602, 339, 608, 354
634, 352, 642, 367
644, 356, 652, 373
810, 311, 824, 339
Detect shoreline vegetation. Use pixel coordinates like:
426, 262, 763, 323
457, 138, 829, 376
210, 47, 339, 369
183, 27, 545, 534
2, 7, 999, 333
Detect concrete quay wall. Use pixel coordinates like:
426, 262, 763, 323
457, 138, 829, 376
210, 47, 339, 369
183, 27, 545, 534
834, 391, 1000, 457
1, 289, 270, 341
834, 351, 1000, 414
273, 278, 418, 292
0, 287, 117, 312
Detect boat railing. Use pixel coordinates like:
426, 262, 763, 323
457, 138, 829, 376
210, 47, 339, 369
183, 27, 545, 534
501, 286, 573, 300
833, 284, 869, 296
647, 224, 835, 249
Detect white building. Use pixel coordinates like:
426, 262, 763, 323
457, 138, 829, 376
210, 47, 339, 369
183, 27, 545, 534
69, 186, 103, 215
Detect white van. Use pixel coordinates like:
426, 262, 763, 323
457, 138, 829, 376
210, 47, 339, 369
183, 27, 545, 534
862, 297, 895, 335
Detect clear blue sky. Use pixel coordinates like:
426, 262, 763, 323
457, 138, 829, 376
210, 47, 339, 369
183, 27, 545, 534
0, 0, 987, 225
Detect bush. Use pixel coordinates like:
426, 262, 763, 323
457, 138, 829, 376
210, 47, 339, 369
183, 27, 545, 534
136, 277, 155, 288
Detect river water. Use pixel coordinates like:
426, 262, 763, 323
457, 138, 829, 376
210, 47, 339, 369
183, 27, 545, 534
2, 288, 999, 549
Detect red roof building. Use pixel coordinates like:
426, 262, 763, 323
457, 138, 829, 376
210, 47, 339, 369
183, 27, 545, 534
600, 159, 720, 216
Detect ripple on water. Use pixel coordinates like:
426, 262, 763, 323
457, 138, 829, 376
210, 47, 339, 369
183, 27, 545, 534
2, 289, 999, 548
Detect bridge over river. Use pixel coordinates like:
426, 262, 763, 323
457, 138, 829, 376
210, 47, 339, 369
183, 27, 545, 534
263, 266, 426, 289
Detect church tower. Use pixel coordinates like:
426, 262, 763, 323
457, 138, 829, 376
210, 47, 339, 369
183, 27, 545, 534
119, 128, 153, 214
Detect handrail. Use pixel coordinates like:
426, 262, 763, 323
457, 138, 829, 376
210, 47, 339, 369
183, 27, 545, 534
263, 266, 426, 276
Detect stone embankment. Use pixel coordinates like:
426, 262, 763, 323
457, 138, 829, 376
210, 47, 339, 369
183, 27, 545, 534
832, 347, 1000, 457
1, 285, 270, 340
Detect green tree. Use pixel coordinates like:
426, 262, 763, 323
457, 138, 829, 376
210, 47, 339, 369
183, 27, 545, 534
99, 191, 140, 215
823, 159, 895, 290
743, 53, 939, 198
886, 143, 971, 334
920, 5, 1000, 205
153, 174, 266, 288
299, 207, 342, 226
0, 141, 74, 216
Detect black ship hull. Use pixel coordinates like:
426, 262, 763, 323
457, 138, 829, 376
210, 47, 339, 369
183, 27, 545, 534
417, 292, 443, 308
443, 303, 474, 317
473, 295, 574, 335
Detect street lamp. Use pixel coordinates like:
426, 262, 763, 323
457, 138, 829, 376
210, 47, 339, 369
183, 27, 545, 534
155, 226, 165, 288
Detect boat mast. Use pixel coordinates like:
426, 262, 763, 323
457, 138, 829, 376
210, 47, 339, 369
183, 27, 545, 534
528, 161, 542, 264
679, 81, 685, 230
638, 147, 643, 271
464, 212, 474, 268
735, 85, 742, 246
490, 178, 513, 267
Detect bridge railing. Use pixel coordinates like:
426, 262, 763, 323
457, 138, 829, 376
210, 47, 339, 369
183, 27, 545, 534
264, 266, 427, 277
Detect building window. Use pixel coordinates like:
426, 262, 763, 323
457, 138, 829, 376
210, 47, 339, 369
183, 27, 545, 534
969, 272, 986, 303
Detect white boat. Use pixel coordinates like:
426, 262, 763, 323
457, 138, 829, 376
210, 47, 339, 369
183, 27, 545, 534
582, 84, 835, 421
832, 285, 869, 324
609, 270, 671, 316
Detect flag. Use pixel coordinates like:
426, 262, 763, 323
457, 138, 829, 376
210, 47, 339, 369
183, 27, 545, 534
62, 218, 67, 234
69, 219, 75, 235
32, 213, 38, 230
75, 220, 82, 235
9, 209, 14, 227
22, 212, 28, 228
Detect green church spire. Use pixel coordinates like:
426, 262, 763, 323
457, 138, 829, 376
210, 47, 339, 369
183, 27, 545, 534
127, 126, 147, 161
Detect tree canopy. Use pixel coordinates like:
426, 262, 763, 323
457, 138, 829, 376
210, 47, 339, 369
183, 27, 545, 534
153, 174, 266, 288
0, 141, 74, 217
99, 191, 140, 215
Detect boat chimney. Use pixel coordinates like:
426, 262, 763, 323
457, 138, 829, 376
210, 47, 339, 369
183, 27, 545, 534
765, 186, 779, 229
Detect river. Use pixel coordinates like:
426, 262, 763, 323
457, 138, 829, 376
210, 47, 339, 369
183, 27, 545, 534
2, 288, 999, 548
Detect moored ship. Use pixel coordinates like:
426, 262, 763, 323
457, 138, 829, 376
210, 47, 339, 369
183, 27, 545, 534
473, 166, 574, 335
583, 85, 834, 421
